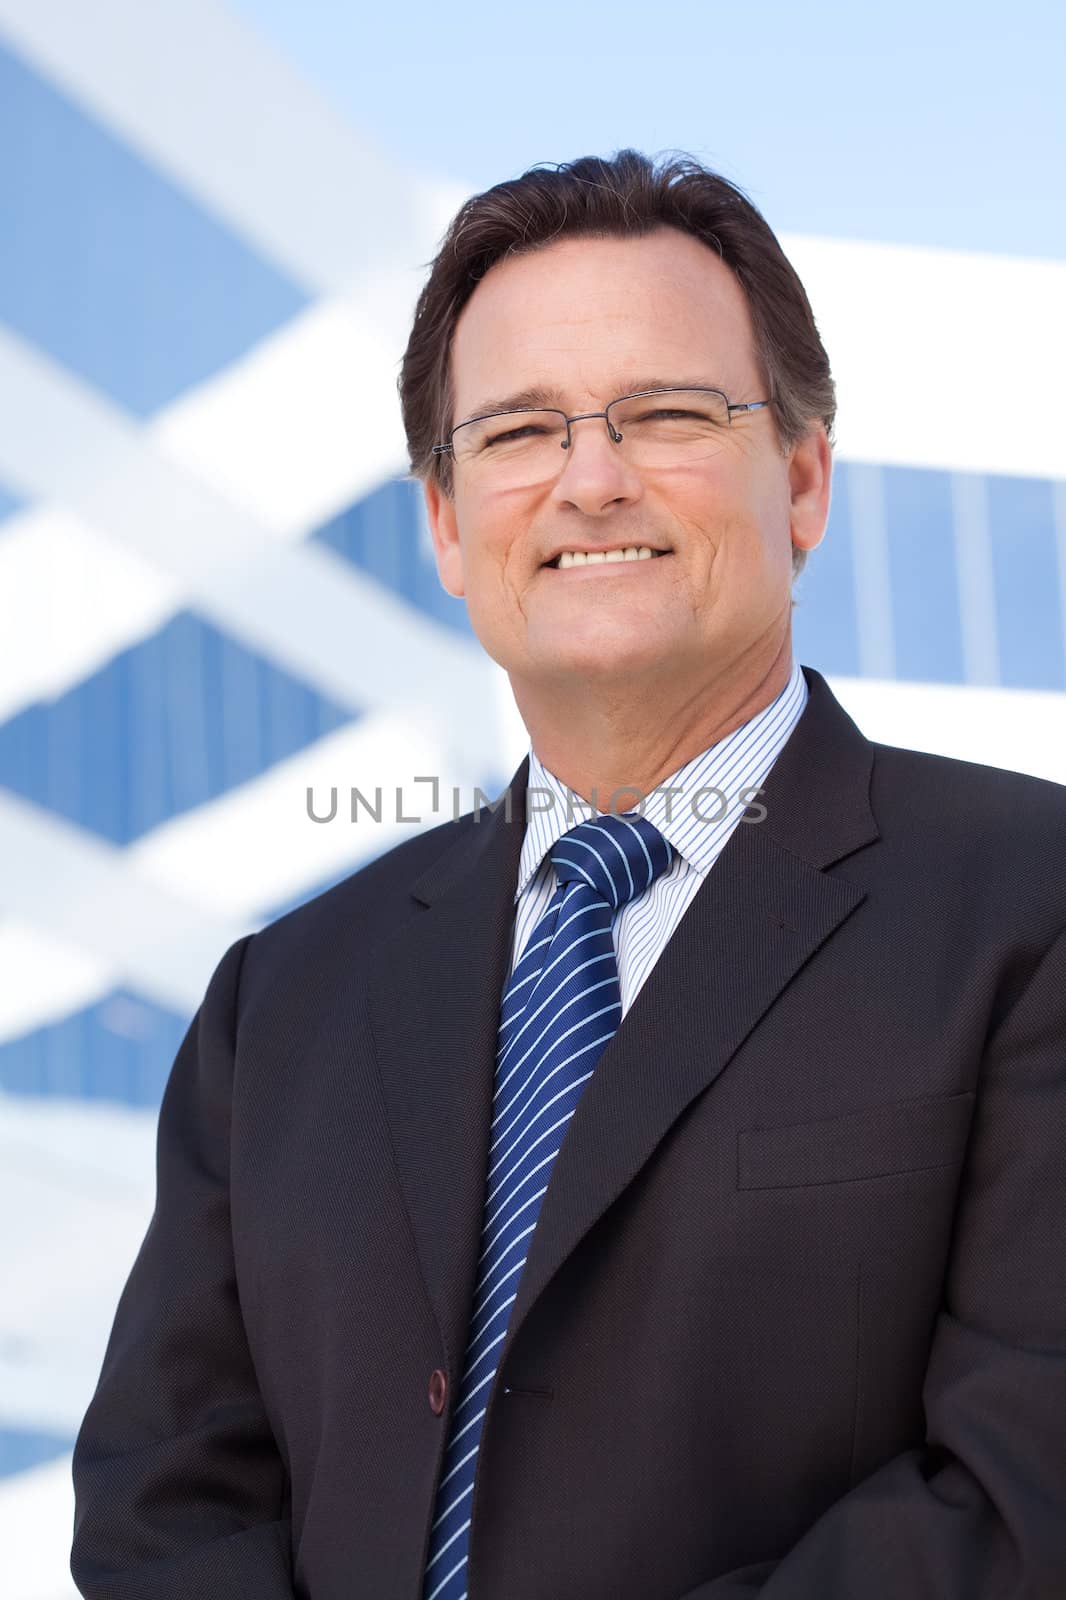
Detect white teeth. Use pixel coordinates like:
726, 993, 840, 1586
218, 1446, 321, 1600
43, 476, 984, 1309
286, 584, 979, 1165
556, 545, 662, 568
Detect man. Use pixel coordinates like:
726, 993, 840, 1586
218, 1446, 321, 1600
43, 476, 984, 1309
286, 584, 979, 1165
71, 150, 1066, 1599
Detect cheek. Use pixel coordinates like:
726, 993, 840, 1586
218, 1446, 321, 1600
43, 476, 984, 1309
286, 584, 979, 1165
473, 509, 530, 590
748, 455, 792, 529
453, 526, 525, 639
714, 462, 792, 562
663, 456, 754, 527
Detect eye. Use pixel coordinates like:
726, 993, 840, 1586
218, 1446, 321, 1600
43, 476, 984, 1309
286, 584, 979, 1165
483, 423, 549, 448
638, 407, 715, 423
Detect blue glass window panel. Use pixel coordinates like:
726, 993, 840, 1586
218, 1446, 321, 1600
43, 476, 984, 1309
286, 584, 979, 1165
0, 612, 354, 843
0, 1427, 77, 1479
987, 475, 1065, 691
0, 479, 22, 522
0, 44, 308, 415
791, 460, 861, 676
883, 465, 965, 683
312, 477, 477, 640
0, 988, 189, 1106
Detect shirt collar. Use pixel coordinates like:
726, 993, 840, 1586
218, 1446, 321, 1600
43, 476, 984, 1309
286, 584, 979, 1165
514, 656, 809, 901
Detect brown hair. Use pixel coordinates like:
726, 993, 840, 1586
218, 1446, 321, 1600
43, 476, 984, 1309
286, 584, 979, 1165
398, 148, 835, 582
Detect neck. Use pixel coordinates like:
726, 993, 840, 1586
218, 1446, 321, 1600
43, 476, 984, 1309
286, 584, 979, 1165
513, 634, 795, 813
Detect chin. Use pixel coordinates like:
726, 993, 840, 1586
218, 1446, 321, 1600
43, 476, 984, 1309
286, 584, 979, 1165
541, 637, 667, 681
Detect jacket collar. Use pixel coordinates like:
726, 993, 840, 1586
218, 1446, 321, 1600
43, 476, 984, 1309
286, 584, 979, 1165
513, 653, 810, 897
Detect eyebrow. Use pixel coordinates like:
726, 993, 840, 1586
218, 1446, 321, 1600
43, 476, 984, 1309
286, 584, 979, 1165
455, 375, 726, 426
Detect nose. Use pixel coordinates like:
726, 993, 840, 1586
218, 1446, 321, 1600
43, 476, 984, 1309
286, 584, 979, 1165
550, 412, 642, 513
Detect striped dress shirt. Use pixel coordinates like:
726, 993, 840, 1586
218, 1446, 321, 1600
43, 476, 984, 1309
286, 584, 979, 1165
505, 655, 809, 1015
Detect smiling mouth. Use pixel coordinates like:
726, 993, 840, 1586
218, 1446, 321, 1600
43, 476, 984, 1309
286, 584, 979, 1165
543, 548, 671, 569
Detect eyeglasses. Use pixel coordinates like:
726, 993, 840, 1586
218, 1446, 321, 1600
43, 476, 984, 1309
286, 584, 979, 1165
432, 386, 771, 489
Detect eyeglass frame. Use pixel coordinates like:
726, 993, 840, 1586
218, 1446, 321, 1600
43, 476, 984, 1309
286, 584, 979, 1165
431, 385, 773, 465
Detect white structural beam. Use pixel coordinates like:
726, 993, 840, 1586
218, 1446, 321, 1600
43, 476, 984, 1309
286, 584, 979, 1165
0, 325, 497, 772
784, 233, 1066, 482
0, 787, 252, 1014
0, 703, 508, 1035
0, 0, 465, 295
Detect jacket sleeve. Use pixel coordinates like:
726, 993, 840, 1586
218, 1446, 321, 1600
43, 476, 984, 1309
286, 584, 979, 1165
675, 922, 1066, 1600
70, 933, 296, 1600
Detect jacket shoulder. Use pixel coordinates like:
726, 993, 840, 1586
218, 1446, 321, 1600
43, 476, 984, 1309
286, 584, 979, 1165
252, 810, 480, 951
869, 739, 1066, 827
867, 739, 1066, 919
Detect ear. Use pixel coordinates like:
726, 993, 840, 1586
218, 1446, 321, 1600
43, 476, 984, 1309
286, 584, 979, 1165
788, 422, 832, 557
423, 477, 466, 599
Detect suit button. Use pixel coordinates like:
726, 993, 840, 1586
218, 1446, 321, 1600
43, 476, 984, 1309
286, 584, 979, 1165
428, 1369, 447, 1415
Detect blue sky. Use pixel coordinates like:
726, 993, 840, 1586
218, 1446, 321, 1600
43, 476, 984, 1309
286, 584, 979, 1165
228, 0, 1065, 259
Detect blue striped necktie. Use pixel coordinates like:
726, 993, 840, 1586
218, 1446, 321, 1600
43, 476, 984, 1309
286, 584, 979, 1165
421, 810, 674, 1600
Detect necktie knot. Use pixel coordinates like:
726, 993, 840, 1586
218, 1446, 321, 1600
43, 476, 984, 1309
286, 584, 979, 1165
550, 811, 674, 911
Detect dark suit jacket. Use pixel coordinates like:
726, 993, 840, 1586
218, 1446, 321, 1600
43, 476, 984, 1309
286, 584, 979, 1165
71, 664, 1066, 1599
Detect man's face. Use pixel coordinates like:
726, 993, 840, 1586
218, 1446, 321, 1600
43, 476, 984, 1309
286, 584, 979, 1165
423, 226, 828, 692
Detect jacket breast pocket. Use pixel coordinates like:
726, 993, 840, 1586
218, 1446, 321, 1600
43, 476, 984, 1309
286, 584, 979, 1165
736, 1090, 976, 1190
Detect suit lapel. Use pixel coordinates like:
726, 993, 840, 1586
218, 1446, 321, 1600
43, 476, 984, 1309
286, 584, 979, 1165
367, 665, 880, 1383
366, 778, 528, 1379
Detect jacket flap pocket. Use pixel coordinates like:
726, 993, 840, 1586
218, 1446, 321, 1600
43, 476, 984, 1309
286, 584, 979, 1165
737, 1090, 976, 1190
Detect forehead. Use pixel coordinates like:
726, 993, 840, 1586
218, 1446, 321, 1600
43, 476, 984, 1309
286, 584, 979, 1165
450, 226, 759, 416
